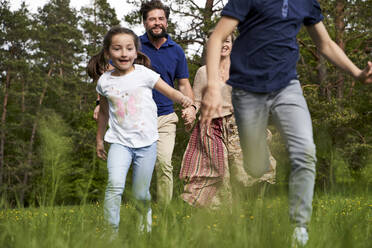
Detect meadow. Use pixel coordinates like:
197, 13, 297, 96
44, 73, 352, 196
0, 186, 370, 248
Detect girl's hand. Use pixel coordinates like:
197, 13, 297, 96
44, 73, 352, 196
179, 95, 193, 108
96, 141, 107, 160
93, 105, 100, 121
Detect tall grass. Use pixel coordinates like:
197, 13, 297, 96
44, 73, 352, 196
36, 110, 73, 207
0, 188, 370, 248
0, 111, 370, 247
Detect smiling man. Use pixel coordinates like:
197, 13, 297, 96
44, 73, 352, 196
139, 0, 195, 205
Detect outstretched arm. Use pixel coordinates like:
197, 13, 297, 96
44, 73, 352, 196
201, 16, 239, 126
96, 95, 109, 160
306, 21, 372, 84
154, 78, 193, 108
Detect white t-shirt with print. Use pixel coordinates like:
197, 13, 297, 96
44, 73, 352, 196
96, 64, 160, 148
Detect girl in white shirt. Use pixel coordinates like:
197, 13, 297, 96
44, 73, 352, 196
96, 26, 192, 234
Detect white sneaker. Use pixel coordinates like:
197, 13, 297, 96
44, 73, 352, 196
292, 227, 308, 247
139, 208, 152, 233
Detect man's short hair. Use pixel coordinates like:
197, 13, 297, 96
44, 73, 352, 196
140, 0, 170, 21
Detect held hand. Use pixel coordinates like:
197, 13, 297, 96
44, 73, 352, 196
96, 141, 107, 160
358, 61, 372, 84
93, 105, 100, 121
179, 95, 193, 108
182, 106, 196, 127
200, 85, 223, 126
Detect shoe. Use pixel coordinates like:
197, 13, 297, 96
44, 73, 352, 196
139, 208, 152, 233
292, 227, 308, 247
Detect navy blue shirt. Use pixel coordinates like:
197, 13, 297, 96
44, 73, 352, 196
222, 0, 323, 93
140, 33, 189, 116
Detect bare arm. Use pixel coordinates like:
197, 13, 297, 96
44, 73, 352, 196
201, 16, 239, 126
306, 22, 372, 84
178, 78, 194, 100
96, 95, 109, 160
154, 78, 193, 108
178, 77, 197, 127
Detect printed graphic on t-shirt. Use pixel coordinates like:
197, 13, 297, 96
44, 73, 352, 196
107, 87, 145, 131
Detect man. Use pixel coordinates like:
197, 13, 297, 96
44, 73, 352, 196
201, 0, 372, 247
139, 0, 195, 205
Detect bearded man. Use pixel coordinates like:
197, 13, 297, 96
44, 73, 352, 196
139, 0, 195, 205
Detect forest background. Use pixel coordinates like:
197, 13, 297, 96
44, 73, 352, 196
0, 0, 371, 207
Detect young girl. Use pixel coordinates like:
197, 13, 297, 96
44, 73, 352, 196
96, 26, 192, 233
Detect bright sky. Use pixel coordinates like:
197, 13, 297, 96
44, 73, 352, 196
9, 0, 138, 29
9, 0, 135, 16
9, 0, 210, 55
9, 0, 206, 20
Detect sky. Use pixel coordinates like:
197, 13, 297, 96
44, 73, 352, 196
9, 0, 209, 56
10, 0, 132, 16
10, 0, 139, 29
9, 0, 206, 21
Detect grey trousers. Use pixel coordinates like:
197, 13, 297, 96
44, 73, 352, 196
232, 80, 316, 227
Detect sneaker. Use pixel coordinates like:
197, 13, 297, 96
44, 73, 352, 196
139, 208, 152, 233
292, 227, 308, 247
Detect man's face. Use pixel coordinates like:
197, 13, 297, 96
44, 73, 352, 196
144, 9, 168, 39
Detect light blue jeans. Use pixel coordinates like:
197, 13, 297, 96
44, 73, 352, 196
104, 142, 157, 230
232, 80, 316, 227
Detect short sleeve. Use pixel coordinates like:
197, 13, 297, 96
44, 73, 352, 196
96, 76, 105, 96
144, 67, 161, 88
221, 0, 252, 22
175, 46, 189, 79
304, 0, 324, 26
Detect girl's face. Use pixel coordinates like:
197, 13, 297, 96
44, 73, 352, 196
220, 35, 233, 58
108, 33, 137, 75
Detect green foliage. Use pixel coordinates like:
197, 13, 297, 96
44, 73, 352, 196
80, 0, 120, 57
295, 0, 372, 190
0, 0, 371, 208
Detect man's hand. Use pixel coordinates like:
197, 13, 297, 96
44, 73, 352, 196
358, 61, 372, 84
200, 85, 223, 126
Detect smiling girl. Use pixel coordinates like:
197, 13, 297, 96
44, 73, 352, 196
96, 26, 192, 234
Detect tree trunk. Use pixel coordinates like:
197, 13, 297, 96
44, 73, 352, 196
317, 54, 331, 100
201, 0, 215, 64
335, 0, 346, 99
19, 68, 53, 205
0, 70, 11, 186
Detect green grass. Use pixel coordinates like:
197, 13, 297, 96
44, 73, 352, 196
0, 188, 371, 248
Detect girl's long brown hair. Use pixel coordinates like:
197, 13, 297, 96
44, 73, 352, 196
87, 49, 107, 82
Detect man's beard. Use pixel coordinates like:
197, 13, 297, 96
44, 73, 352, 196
148, 26, 167, 39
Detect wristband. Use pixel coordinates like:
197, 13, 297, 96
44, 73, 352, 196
96, 99, 100, 106
191, 104, 197, 110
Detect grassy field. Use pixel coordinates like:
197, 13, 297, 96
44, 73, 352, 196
0, 187, 371, 248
